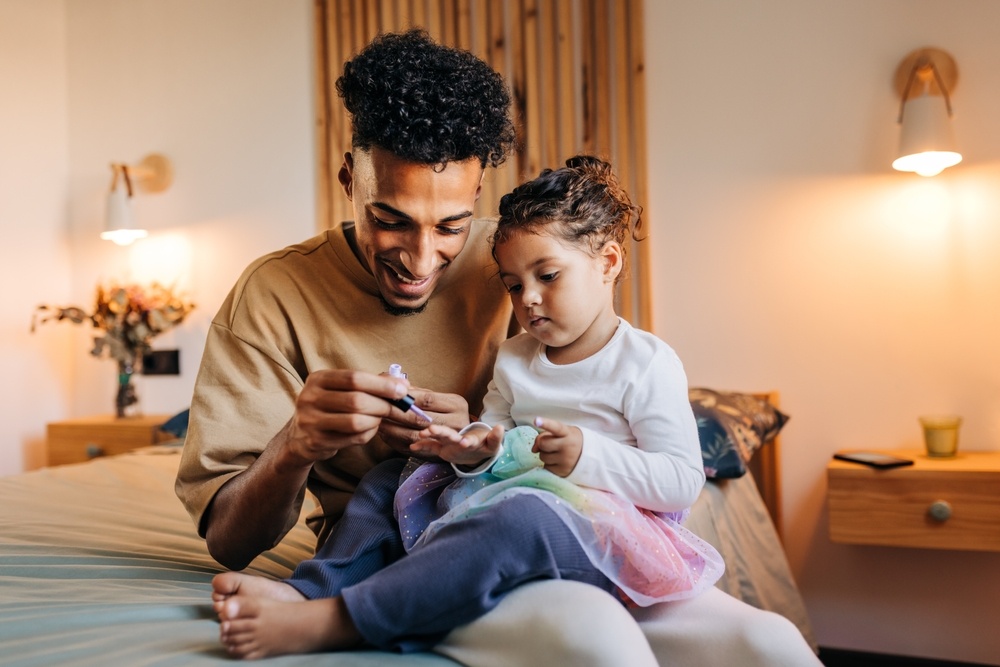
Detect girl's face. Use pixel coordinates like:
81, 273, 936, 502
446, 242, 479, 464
495, 229, 622, 365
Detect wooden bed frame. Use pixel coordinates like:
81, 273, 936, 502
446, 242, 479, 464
749, 391, 783, 540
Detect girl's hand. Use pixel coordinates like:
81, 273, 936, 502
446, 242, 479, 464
532, 417, 583, 477
410, 423, 505, 468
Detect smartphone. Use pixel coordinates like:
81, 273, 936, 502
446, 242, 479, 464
833, 451, 915, 469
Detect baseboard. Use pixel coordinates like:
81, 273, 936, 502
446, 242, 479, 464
819, 647, 995, 667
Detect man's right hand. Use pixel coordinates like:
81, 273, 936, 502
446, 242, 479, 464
204, 368, 411, 571
281, 369, 413, 468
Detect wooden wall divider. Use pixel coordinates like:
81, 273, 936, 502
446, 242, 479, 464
314, 0, 651, 330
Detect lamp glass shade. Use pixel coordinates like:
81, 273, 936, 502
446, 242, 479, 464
101, 181, 147, 245
892, 93, 962, 177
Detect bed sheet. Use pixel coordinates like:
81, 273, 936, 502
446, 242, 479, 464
0, 445, 814, 665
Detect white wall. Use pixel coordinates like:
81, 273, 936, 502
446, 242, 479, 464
63, 0, 316, 419
0, 0, 74, 474
1, 0, 316, 473
646, 0, 1000, 663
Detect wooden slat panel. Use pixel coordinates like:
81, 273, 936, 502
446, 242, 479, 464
379, 0, 397, 31
397, 0, 411, 28
442, 0, 457, 46
426, 0, 443, 40
364, 0, 378, 38
508, 0, 526, 180
470, 0, 488, 57
351, 0, 366, 58
483, 0, 512, 218
611, 0, 634, 324
333, 0, 359, 227
626, 0, 651, 330
578, 0, 595, 155
313, 0, 333, 235
539, 0, 562, 169
591, 0, 611, 156
456, 0, 472, 50
551, 2, 580, 165
411, 0, 427, 31
520, 0, 541, 179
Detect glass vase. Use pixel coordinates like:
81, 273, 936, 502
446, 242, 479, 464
116, 359, 141, 418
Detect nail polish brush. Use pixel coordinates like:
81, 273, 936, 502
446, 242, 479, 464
387, 364, 432, 423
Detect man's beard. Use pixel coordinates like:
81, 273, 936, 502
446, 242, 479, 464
381, 297, 427, 317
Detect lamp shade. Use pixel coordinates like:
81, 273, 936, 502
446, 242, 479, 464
892, 93, 962, 177
891, 48, 962, 177
101, 166, 148, 245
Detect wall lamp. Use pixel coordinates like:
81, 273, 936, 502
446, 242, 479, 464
102, 153, 173, 245
892, 47, 962, 177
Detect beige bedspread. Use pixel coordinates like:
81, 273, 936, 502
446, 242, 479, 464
0, 445, 814, 665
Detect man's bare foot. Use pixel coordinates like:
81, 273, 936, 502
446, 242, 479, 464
211, 572, 304, 614
218, 594, 362, 659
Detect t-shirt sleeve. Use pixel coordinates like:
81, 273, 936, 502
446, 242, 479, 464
566, 346, 704, 513
174, 288, 306, 541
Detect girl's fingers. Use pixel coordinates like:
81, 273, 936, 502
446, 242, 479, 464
533, 416, 568, 436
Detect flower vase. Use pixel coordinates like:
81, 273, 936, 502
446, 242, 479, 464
116, 360, 141, 418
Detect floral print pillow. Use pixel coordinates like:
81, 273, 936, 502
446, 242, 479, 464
690, 388, 789, 479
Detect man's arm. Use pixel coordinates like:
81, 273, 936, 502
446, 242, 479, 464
203, 369, 414, 570
203, 419, 310, 571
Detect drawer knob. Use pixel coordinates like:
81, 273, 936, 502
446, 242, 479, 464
928, 500, 952, 522
85, 444, 105, 459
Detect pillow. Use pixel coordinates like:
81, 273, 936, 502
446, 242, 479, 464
689, 388, 789, 479
160, 408, 190, 439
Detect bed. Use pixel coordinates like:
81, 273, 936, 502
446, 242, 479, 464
0, 390, 816, 665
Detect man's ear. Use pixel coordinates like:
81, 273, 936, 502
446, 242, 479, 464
474, 169, 485, 202
601, 241, 624, 283
338, 152, 354, 200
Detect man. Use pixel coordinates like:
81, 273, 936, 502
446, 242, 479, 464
175, 30, 516, 570
177, 29, 820, 666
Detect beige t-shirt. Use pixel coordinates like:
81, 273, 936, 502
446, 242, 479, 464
175, 221, 512, 544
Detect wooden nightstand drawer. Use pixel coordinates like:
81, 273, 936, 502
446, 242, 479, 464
46, 414, 174, 467
828, 450, 1000, 552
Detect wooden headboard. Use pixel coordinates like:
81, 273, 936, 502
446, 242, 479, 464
748, 391, 783, 540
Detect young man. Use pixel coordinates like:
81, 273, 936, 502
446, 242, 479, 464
176, 29, 820, 667
175, 30, 516, 570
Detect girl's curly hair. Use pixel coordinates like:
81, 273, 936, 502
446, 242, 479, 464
493, 155, 644, 278
336, 29, 516, 168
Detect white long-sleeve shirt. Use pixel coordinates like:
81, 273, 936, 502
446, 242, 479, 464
479, 318, 705, 513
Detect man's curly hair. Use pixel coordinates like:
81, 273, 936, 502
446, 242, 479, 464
336, 29, 516, 168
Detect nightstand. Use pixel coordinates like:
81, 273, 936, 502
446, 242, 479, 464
46, 414, 175, 467
827, 449, 1000, 552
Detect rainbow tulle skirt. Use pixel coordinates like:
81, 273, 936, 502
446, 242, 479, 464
394, 426, 724, 606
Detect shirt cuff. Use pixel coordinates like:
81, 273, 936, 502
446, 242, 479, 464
451, 422, 502, 477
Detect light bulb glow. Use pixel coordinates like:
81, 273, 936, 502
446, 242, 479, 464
100, 229, 149, 246
892, 150, 962, 177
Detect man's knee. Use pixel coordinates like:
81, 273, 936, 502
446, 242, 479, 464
734, 609, 821, 666
634, 588, 821, 667
437, 580, 657, 667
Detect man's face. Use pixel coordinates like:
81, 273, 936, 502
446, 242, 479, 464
341, 147, 484, 315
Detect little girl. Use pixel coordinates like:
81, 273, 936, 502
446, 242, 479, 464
212, 156, 723, 658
